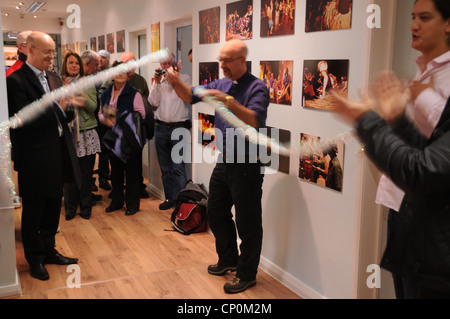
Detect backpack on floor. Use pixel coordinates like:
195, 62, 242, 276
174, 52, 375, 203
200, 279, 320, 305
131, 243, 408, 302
170, 180, 209, 235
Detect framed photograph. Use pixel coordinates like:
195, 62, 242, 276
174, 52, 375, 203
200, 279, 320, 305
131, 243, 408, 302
260, 60, 293, 106
90, 37, 97, 51
199, 7, 220, 44
264, 126, 290, 174
302, 59, 349, 111
260, 0, 296, 37
199, 62, 219, 85
106, 33, 115, 53
151, 23, 160, 53
305, 0, 352, 33
299, 133, 344, 192
116, 30, 125, 53
226, 0, 253, 41
198, 113, 216, 149
98, 35, 105, 51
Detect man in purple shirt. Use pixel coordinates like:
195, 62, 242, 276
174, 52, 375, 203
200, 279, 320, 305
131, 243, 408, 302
167, 39, 269, 294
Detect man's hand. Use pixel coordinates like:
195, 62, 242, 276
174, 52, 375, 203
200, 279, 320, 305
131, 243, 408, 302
373, 71, 411, 124
331, 90, 374, 124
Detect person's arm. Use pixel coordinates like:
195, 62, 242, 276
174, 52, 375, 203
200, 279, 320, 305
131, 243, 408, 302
133, 92, 146, 118
165, 68, 193, 103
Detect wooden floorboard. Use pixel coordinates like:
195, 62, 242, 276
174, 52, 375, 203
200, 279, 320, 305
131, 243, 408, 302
6, 178, 301, 300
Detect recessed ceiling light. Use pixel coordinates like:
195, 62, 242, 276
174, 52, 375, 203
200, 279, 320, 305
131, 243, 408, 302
4, 13, 10, 16
33, 15, 37, 18
15, 6, 20, 9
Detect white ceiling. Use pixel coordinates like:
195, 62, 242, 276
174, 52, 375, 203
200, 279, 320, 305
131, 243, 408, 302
1, 0, 92, 19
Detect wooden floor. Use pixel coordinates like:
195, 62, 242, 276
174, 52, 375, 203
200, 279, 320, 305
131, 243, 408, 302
6, 179, 301, 300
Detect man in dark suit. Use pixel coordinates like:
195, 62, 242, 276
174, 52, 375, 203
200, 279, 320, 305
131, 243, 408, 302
7, 31, 81, 281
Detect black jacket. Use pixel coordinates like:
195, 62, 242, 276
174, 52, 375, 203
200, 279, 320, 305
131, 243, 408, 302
7, 63, 81, 197
356, 97, 450, 293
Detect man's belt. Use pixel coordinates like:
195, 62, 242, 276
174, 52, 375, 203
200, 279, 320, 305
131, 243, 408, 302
156, 119, 186, 128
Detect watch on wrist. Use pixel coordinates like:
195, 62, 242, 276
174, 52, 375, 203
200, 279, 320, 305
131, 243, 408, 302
225, 95, 234, 107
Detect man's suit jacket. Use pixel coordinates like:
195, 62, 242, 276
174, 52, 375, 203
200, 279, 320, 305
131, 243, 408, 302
6, 63, 81, 198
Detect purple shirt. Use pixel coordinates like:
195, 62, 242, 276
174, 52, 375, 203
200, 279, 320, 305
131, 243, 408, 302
192, 72, 270, 158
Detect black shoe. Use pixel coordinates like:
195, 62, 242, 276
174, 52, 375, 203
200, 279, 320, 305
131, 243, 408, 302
105, 205, 123, 213
125, 209, 139, 216
223, 277, 256, 294
207, 263, 237, 276
99, 179, 112, 190
44, 253, 78, 265
159, 200, 175, 210
30, 263, 50, 281
65, 213, 76, 221
140, 190, 150, 198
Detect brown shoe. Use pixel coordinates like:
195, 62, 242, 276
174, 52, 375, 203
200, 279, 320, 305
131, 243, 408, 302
223, 277, 256, 294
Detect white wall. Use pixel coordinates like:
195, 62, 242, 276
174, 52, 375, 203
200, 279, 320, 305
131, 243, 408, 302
0, 13, 22, 298
1, 0, 400, 299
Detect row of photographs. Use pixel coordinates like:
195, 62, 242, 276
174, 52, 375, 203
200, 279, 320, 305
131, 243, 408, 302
86, 30, 126, 54
200, 59, 349, 111
198, 113, 344, 192
201, 0, 353, 44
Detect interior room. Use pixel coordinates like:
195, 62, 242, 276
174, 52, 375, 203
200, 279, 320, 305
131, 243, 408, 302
0, 0, 430, 300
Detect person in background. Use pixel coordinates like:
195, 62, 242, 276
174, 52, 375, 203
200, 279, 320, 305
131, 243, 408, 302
6, 30, 33, 77
80, 50, 106, 201
98, 49, 111, 71
99, 61, 146, 216
6, 31, 81, 281
166, 39, 269, 294
148, 52, 191, 210
62, 51, 101, 220
121, 51, 150, 199
374, 0, 450, 299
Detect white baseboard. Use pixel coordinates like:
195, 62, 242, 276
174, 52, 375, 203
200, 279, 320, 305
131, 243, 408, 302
259, 257, 326, 299
0, 270, 21, 298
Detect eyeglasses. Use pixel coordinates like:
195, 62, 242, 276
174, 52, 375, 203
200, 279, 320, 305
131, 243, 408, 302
32, 46, 57, 57
217, 56, 243, 63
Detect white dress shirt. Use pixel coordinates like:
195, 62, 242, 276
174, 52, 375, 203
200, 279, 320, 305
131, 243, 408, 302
376, 50, 450, 211
148, 73, 191, 123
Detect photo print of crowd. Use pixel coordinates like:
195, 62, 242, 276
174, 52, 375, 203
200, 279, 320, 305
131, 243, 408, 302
260, 60, 293, 106
302, 59, 349, 111
260, 0, 296, 37
199, 7, 220, 44
305, 0, 352, 32
226, 0, 253, 41
198, 113, 216, 149
299, 133, 344, 192
199, 62, 219, 85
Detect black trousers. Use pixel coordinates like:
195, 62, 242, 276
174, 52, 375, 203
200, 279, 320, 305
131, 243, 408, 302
64, 154, 96, 218
21, 195, 61, 265
109, 153, 140, 211
207, 160, 264, 281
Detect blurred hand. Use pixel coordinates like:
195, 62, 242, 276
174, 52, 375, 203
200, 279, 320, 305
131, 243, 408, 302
165, 67, 179, 86
331, 90, 374, 124
373, 71, 411, 124
104, 116, 115, 128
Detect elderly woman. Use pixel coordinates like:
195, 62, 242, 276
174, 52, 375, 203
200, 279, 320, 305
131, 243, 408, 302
99, 61, 146, 216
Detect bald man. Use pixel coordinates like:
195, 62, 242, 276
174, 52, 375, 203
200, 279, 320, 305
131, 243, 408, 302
167, 39, 270, 294
7, 31, 81, 281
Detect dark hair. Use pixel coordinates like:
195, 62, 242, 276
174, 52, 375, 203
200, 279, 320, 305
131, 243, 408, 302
112, 61, 123, 67
416, 0, 450, 20
61, 51, 84, 78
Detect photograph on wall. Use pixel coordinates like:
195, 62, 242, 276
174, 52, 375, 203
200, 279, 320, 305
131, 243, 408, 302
226, 0, 253, 41
98, 35, 105, 51
116, 30, 125, 53
199, 62, 219, 85
246, 61, 252, 73
260, 0, 296, 37
305, 0, 352, 32
4, 46, 18, 67
260, 60, 293, 106
106, 33, 115, 53
264, 126, 290, 174
199, 7, 220, 44
151, 23, 160, 53
302, 59, 349, 111
299, 133, 344, 192
198, 113, 216, 149
90, 37, 97, 51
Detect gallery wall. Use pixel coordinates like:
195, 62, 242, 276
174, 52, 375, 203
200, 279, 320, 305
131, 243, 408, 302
0, 0, 397, 298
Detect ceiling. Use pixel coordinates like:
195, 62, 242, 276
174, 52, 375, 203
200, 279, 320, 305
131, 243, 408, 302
1, 0, 92, 20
